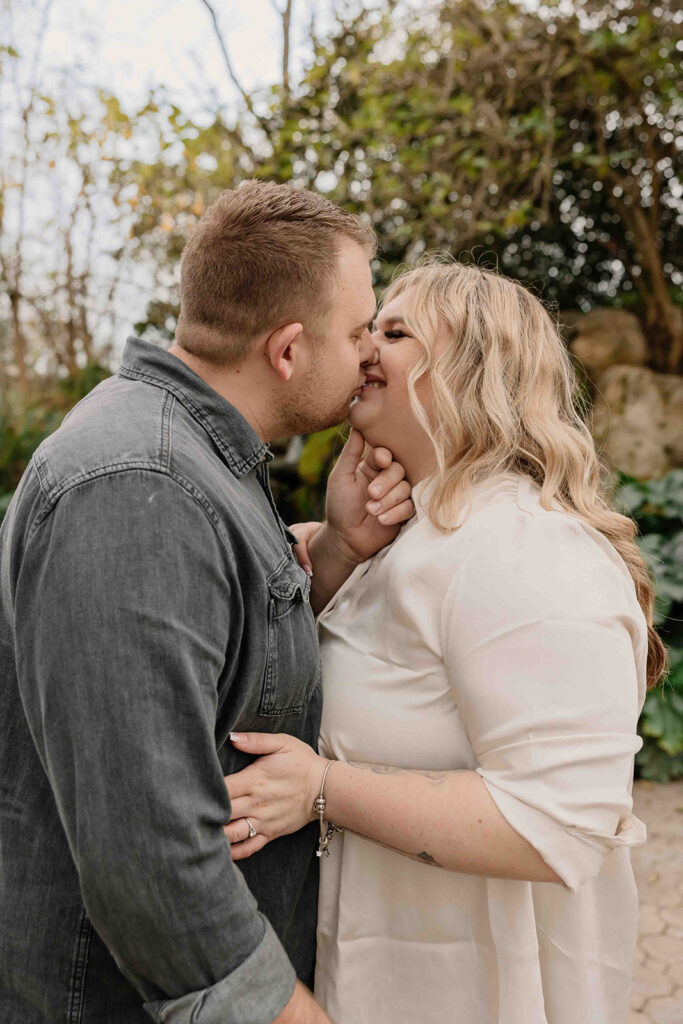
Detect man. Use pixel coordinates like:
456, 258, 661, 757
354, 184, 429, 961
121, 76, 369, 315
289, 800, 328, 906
0, 181, 412, 1023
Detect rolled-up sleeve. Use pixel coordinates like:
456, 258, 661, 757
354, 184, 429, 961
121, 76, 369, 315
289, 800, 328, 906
14, 470, 296, 1023
440, 512, 648, 893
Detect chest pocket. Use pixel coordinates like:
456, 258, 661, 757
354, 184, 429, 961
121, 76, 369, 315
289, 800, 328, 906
260, 555, 320, 717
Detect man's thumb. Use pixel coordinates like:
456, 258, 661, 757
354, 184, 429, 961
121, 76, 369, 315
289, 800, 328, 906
333, 427, 365, 477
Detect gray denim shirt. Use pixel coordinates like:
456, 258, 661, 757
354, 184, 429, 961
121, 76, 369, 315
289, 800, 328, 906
0, 338, 322, 1024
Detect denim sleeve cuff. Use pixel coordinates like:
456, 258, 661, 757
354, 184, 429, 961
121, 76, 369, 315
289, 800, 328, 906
143, 914, 297, 1024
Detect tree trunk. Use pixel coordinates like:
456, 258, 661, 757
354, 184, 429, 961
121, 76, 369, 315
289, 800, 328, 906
610, 196, 682, 374
8, 289, 29, 398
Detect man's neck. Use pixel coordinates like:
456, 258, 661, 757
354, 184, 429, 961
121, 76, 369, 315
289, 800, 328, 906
168, 343, 271, 440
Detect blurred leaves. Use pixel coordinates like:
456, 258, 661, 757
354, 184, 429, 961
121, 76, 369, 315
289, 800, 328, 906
2, 0, 681, 379
615, 470, 683, 779
221, 0, 682, 370
0, 364, 111, 506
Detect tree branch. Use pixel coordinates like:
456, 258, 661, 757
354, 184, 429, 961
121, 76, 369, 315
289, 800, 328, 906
197, 0, 270, 132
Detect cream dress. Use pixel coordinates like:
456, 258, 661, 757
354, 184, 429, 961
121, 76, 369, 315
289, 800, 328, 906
314, 474, 647, 1024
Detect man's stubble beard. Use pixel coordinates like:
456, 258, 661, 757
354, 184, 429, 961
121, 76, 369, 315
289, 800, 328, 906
278, 366, 355, 436
279, 390, 352, 436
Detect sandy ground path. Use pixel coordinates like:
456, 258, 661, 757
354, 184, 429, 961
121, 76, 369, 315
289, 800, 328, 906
629, 780, 683, 1023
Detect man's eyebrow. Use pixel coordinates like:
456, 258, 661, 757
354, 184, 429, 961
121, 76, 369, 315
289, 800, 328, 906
353, 312, 377, 332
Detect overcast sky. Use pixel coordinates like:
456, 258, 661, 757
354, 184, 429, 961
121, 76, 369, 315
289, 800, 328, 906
36, 0, 341, 115
2, 0, 350, 358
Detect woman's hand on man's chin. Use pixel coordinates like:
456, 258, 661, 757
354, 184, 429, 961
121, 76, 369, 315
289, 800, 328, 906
223, 732, 327, 860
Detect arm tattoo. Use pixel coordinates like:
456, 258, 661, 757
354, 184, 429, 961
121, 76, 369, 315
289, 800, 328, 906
417, 851, 442, 867
347, 827, 445, 870
346, 761, 452, 785
341, 760, 472, 869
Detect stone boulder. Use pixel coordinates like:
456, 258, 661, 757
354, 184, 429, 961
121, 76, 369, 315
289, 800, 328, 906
569, 309, 649, 377
591, 365, 683, 479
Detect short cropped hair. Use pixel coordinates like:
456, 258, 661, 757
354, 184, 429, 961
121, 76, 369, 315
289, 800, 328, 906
176, 179, 377, 364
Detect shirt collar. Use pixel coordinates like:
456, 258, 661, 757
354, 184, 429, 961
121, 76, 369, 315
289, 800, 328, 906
118, 337, 271, 478
411, 471, 526, 524
411, 475, 436, 522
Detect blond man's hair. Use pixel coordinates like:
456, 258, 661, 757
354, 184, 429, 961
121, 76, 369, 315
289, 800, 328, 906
176, 180, 377, 364
383, 256, 666, 690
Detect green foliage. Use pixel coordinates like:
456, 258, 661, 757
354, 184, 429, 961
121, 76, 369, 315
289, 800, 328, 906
236, 0, 680, 371
614, 470, 683, 781
298, 427, 347, 486
270, 426, 349, 524
0, 365, 111, 522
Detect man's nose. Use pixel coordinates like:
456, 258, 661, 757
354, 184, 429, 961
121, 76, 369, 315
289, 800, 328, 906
359, 330, 378, 366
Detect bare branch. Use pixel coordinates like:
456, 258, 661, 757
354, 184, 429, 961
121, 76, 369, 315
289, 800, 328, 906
281, 0, 292, 95
197, 0, 270, 132
266, 0, 293, 94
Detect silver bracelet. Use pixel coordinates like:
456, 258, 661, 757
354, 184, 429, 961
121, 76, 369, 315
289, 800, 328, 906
314, 760, 343, 858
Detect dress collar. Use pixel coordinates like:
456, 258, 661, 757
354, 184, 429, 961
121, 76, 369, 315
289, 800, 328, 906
410, 471, 530, 525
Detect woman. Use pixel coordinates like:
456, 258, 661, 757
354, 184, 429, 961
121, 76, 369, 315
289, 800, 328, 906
224, 260, 665, 1024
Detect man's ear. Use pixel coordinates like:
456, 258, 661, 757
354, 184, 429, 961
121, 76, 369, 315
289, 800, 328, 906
263, 322, 305, 382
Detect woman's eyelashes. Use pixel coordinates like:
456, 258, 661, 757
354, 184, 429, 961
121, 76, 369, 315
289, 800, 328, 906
384, 328, 407, 340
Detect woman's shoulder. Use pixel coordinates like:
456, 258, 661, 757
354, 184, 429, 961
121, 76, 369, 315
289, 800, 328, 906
441, 474, 643, 623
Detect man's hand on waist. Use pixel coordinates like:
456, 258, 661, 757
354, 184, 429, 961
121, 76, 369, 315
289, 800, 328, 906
273, 982, 335, 1024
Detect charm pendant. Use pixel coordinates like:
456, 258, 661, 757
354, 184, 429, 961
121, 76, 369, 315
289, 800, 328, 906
314, 761, 343, 857
317, 823, 342, 857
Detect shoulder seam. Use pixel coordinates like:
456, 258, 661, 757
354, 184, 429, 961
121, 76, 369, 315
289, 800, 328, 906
119, 364, 262, 476
161, 391, 175, 472
27, 464, 229, 549
31, 450, 53, 504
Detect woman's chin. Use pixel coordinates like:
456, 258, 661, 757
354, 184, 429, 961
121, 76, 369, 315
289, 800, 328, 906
349, 403, 389, 448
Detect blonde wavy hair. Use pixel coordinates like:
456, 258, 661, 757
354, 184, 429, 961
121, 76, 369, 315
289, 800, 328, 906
383, 257, 666, 689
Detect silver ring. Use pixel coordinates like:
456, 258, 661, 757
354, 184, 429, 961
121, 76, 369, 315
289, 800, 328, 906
245, 818, 257, 839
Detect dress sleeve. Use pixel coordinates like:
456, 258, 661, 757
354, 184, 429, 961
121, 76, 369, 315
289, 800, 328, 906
439, 510, 647, 893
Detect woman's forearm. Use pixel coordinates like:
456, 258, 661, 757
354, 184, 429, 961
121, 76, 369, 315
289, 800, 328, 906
323, 761, 563, 885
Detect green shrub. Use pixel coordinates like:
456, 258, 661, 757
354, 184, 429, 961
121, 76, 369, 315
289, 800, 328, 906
614, 471, 683, 782
0, 365, 111, 525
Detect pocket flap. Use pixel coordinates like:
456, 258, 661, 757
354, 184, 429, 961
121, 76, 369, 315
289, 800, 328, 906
267, 557, 311, 602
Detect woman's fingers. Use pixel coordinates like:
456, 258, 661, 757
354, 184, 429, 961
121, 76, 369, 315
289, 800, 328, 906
230, 833, 268, 861
224, 818, 269, 860
223, 767, 254, 802
366, 479, 413, 518
229, 731, 286, 755
225, 795, 253, 821
224, 817, 270, 860
224, 816, 255, 845
288, 522, 323, 575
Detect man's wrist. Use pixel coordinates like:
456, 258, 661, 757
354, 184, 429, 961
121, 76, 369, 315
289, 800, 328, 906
272, 981, 333, 1024
314, 522, 364, 570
